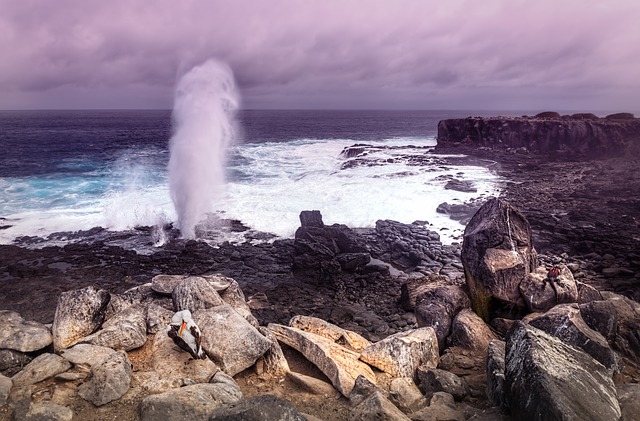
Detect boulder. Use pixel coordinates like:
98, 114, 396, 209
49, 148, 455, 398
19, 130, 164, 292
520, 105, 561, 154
268, 323, 376, 397
359, 328, 439, 378
416, 368, 468, 401
151, 329, 219, 383
172, 276, 225, 313
461, 198, 537, 320
528, 304, 619, 372
0, 349, 33, 376
336, 252, 371, 272
0, 311, 52, 353
289, 315, 372, 352
414, 284, 470, 351
139, 381, 242, 421
286, 372, 339, 397
579, 300, 618, 341
388, 377, 428, 413
208, 394, 307, 420
576, 281, 603, 303
60, 343, 116, 367
299, 210, 324, 228
519, 265, 578, 313
599, 291, 640, 362
407, 392, 465, 421
152, 274, 188, 295
11, 353, 71, 387
400, 274, 450, 311
350, 390, 411, 421
447, 309, 498, 353
79, 304, 147, 351
0, 373, 11, 406
204, 275, 259, 327
254, 327, 290, 379
616, 383, 640, 421
52, 286, 110, 352
505, 322, 621, 421
486, 340, 507, 408
78, 350, 132, 406
23, 402, 73, 421
194, 305, 271, 376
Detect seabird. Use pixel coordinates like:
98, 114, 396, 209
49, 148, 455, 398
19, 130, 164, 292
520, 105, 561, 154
167, 309, 206, 359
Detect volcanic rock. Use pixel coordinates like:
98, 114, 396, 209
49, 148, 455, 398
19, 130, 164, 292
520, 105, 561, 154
0, 349, 32, 376
447, 308, 498, 353
519, 264, 578, 313
579, 300, 618, 341
0, 311, 52, 353
388, 377, 428, 413
0, 374, 11, 406
23, 402, 73, 421
289, 315, 372, 352
79, 303, 147, 351
416, 367, 468, 401
60, 343, 117, 367
255, 326, 290, 379
414, 284, 470, 351
77, 350, 132, 406
208, 394, 308, 421
172, 276, 225, 313
486, 339, 507, 408
12, 353, 71, 387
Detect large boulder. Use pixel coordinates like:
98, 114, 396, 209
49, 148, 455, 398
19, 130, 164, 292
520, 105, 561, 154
414, 284, 470, 351
519, 265, 578, 312
579, 300, 618, 342
505, 322, 621, 420
51, 286, 110, 352
461, 198, 537, 320
194, 305, 271, 376
203, 274, 259, 327
268, 323, 377, 397
599, 291, 640, 362
289, 315, 372, 352
359, 328, 439, 378
416, 367, 468, 401
0, 311, 52, 353
77, 350, 132, 406
208, 394, 307, 420
447, 308, 498, 353
172, 276, 225, 313
400, 274, 450, 312
79, 304, 147, 351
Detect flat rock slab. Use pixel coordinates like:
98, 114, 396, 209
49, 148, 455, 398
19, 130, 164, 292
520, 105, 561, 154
195, 305, 271, 377
60, 343, 116, 367
268, 323, 376, 397
0, 310, 52, 352
139, 382, 243, 421
360, 327, 439, 378
52, 286, 110, 352
506, 322, 621, 421
289, 315, 372, 352
78, 350, 132, 406
12, 353, 71, 387
79, 304, 147, 351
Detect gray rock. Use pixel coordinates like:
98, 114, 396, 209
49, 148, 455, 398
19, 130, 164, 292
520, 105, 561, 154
12, 353, 71, 387
416, 368, 467, 401
461, 198, 537, 320
528, 304, 619, 372
0, 311, 52, 353
139, 382, 243, 421
0, 373, 11, 406
208, 394, 307, 420
351, 390, 411, 420
52, 286, 110, 352
60, 343, 116, 367
173, 276, 225, 313
0, 349, 33, 376
486, 340, 507, 408
152, 274, 188, 295
79, 304, 147, 351
447, 309, 498, 353
255, 326, 290, 379
576, 281, 603, 303
24, 402, 73, 421
519, 265, 578, 313
389, 377, 428, 413
616, 383, 640, 421
505, 322, 621, 421
207, 275, 259, 327
600, 291, 640, 362
195, 305, 271, 376
579, 300, 618, 342
286, 372, 339, 397
146, 303, 173, 334
78, 350, 132, 406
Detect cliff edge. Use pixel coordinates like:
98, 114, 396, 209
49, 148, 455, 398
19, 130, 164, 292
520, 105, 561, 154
436, 112, 640, 157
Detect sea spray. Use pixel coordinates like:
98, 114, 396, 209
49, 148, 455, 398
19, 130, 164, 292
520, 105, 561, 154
168, 59, 239, 238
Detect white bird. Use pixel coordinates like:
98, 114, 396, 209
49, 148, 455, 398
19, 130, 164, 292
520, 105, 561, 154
167, 309, 206, 359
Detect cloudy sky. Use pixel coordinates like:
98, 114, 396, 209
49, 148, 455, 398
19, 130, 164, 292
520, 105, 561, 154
1, 0, 639, 111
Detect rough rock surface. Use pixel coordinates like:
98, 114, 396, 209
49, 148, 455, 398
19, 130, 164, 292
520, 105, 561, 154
616, 383, 640, 421
12, 353, 71, 387
519, 265, 578, 312
172, 276, 225, 313
505, 322, 621, 421
461, 198, 537, 320
80, 304, 147, 351
289, 315, 372, 352
350, 390, 411, 421
388, 377, 428, 413
78, 350, 132, 406
485, 340, 507, 408
447, 308, 498, 352
151, 329, 220, 383
0, 374, 11, 406
414, 284, 470, 351
51, 286, 110, 352
23, 402, 74, 421
416, 368, 467, 401
60, 343, 117, 367
0, 349, 33, 376
208, 394, 308, 420
0, 311, 52, 353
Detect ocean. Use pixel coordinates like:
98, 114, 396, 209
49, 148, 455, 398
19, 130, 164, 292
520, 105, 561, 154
0, 109, 516, 249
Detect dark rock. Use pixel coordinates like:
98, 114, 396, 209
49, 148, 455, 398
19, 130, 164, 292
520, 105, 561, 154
400, 274, 450, 312
414, 284, 470, 351
616, 383, 640, 421
0, 349, 33, 377
208, 394, 307, 421
576, 281, 603, 303
486, 340, 507, 409
519, 265, 578, 313
606, 112, 635, 120
336, 253, 371, 272
299, 210, 324, 228
461, 198, 537, 320
600, 292, 640, 362
535, 111, 561, 118
416, 367, 468, 401
444, 180, 477, 193
505, 322, 621, 421
579, 300, 618, 342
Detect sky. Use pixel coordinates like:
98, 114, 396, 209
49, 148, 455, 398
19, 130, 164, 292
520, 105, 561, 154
1, 0, 639, 111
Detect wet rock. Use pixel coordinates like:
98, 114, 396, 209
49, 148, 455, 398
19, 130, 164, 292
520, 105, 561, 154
616, 383, 640, 421
268, 323, 376, 397
195, 305, 271, 376
519, 265, 578, 313
12, 353, 71, 387
389, 377, 428, 413
299, 210, 324, 228
172, 276, 225, 313
461, 198, 537, 320
336, 252, 371, 272
447, 309, 498, 353
0, 311, 52, 353
77, 350, 132, 406
151, 329, 219, 383
52, 286, 110, 352
416, 368, 468, 401
23, 402, 73, 421
486, 340, 507, 408
359, 327, 439, 378
79, 304, 147, 351
139, 381, 242, 421
151, 274, 188, 295
505, 322, 621, 421
60, 343, 116, 367
579, 300, 618, 342
445, 179, 477, 193
0, 373, 11, 406
289, 315, 372, 352
208, 394, 307, 420
0, 349, 33, 376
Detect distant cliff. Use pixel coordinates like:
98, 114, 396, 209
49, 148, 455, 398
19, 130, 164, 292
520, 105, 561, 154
436, 113, 640, 157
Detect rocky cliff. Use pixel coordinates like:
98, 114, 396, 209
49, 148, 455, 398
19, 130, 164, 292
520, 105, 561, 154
436, 113, 640, 157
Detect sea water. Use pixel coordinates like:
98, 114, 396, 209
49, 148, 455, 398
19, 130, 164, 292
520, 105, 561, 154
0, 109, 515, 248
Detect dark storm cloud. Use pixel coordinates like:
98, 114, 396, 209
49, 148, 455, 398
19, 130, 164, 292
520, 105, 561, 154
0, 0, 638, 110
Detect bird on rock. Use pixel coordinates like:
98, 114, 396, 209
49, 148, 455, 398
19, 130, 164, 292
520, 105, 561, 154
167, 309, 206, 359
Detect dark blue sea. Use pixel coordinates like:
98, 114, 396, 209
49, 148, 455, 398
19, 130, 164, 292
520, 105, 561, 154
0, 109, 520, 248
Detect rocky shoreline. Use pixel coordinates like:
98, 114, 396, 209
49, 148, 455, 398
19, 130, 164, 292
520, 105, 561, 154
1, 130, 640, 419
